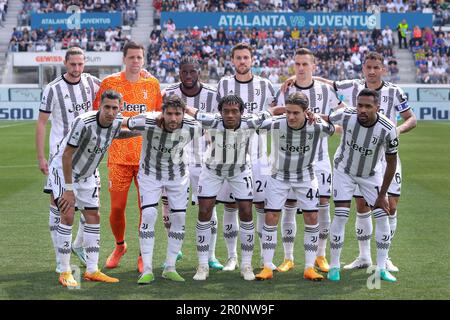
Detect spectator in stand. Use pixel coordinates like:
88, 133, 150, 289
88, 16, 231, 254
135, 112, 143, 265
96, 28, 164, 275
397, 19, 409, 49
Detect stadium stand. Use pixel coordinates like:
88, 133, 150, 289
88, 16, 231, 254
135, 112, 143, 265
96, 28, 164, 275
146, 24, 400, 84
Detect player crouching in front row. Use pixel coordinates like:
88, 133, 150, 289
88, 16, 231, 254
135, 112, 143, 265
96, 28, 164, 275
49, 90, 139, 287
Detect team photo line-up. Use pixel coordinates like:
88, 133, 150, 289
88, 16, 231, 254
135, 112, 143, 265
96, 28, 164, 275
36, 40, 416, 288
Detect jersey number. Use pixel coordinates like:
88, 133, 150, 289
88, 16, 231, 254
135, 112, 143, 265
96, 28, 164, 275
306, 188, 319, 200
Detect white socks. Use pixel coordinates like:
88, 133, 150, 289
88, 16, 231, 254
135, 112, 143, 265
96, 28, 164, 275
223, 207, 239, 259
239, 220, 255, 266
304, 223, 319, 269
49, 205, 60, 264
317, 203, 330, 257
356, 211, 373, 261
57, 223, 72, 272
261, 223, 277, 268
165, 212, 186, 270
196, 220, 211, 266
329, 207, 350, 269
389, 210, 397, 240
209, 207, 218, 260
256, 207, 265, 259
72, 214, 85, 249
373, 208, 391, 269
139, 206, 157, 274
281, 205, 297, 261
83, 223, 100, 273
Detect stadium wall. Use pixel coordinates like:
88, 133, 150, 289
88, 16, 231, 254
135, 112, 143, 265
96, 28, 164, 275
0, 84, 448, 121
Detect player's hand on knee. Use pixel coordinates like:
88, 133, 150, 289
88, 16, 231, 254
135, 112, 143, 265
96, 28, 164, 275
60, 191, 75, 214
374, 194, 390, 214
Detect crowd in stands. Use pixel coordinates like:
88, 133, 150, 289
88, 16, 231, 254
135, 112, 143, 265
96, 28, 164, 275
0, 1, 8, 28
11, 0, 138, 52
154, 0, 450, 26
410, 26, 450, 84
18, 0, 138, 27
146, 24, 400, 84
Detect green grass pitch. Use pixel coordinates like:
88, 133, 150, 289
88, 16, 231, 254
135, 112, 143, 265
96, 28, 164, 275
0, 120, 449, 300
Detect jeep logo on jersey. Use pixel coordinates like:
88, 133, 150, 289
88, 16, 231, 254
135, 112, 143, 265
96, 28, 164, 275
152, 144, 179, 154
68, 101, 91, 113
346, 139, 373, 156
244, 102, 259, 112
88, 145, 109, 154
281, 143, 310, 153
217, 141, 247, 150
121, 102, 147, 113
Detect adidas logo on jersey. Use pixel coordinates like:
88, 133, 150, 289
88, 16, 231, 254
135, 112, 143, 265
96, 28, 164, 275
64, 94, 70, 99
121, 102, 147, 113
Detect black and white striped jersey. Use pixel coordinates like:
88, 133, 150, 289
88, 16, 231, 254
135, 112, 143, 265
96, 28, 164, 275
127, 112, 202, 181
196, 111, 272, 177
334, 79, 410, 125
164, 82, 218, 113
40, 73, 101, 157
217, 75, 276, 161
329, 107, 399, 177
275, 80, 341, 164
258, 115, 335, 182
163, 82, 218, 166
51, 111, 123, 181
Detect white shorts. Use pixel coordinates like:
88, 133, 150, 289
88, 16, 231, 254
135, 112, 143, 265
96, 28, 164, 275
44, 168, 100, 194
265, 177, 319, 212
49, 166, 100, 210
316, 168, 332, 198
216, 160, 269, 203
198, 168, 253, 201
189, 164, 202, 205
333, 169, 382, 207
138, 171, 189, 211
353, 155, 402, 198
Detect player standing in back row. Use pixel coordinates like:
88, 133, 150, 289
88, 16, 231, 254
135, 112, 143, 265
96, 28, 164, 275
36, 47, 100, 273
275, 48, 342, 274
163, 56, 223, 270
93, 41, 162, 273
216, 43, 276, 271
317, 52, 416, 272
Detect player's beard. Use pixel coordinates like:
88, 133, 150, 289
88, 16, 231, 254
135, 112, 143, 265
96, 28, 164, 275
68, 71, 81, 80
182, 80, 197, 90
235, 66, 251, 75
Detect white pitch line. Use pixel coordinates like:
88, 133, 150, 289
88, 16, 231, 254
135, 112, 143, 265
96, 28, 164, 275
0, 122, 34, 129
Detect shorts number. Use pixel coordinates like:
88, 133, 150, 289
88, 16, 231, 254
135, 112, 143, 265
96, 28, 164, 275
92, 187, 99, 198
320, 173, 332, 185
243, 176, 253, 189
306, 188, 319, 200
374, 186, 380, 194
395, 173, 401, 184
255, 180, 267, 193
